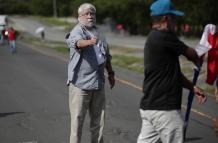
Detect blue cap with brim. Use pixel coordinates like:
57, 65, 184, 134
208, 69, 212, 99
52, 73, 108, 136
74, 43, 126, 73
150, 0, 185, 16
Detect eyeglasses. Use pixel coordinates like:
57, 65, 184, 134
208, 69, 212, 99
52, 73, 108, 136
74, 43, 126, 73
80, 12, 96, 17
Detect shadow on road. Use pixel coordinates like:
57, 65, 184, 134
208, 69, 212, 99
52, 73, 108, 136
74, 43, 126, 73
0, 112, 24, 118
185, 137, 202, 142
191, 118, 214, 129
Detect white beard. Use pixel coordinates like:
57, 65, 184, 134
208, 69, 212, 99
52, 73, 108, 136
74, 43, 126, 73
78, 18, 96, 28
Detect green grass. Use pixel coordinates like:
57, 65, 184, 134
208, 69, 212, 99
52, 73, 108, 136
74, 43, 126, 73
19, 22, 215, 95
54, 46, 69, 54
112, 54, 144, 73
110, 45, 143, 54
21, 33, 216, 95
41, 17, 69, 26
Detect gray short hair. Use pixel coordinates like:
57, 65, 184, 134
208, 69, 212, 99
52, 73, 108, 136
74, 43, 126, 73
78, 3, 96, 16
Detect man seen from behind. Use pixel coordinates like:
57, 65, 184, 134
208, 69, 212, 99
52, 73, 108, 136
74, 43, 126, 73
137, 0, 207, 143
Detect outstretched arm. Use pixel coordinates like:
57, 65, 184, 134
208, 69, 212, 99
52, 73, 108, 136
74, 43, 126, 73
77, 37, 97, 48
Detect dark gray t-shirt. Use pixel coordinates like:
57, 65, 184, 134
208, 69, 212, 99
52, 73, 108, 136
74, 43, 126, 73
141, 29, 188, 110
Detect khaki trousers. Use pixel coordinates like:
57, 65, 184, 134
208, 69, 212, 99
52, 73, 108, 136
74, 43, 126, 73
69, 84, 105, 143
137, 110, 184, 143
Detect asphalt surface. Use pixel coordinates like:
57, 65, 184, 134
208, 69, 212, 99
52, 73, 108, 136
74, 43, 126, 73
0, 42, 69, 143
0, 16, 217, 143
0, 40, 144, 143
0, 39, 217, 143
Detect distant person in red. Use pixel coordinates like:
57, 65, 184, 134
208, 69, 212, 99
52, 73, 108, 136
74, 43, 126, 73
183, 23, 191, 37
116, 23, 124, 35
6, 27, 17, 54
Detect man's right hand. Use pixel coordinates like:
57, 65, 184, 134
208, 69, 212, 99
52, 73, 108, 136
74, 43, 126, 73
193, 86, 207, 104
89, 37, 97, 45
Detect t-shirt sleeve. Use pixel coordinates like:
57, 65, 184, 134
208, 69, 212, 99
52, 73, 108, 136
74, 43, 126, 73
165, 33, 189, 56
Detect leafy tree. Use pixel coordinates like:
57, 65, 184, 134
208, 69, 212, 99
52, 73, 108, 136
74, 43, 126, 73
0, 0, 31, 14
70, 0, 94, 16
1, 0, 218, 36
29, 0, 51, 16
176, 0, 218, 36
92, 0, 149, 34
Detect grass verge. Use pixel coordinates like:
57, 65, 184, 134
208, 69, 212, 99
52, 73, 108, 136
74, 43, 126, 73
17, 15, 215, 96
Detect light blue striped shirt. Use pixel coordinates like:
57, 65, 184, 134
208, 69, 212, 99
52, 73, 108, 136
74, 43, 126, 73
66, 24, 111, 90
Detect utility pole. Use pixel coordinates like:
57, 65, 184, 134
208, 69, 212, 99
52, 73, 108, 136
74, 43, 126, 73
53, 0, 57, 17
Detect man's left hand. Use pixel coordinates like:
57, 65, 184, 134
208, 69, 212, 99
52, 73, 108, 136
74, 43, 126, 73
108, 74, 115, 89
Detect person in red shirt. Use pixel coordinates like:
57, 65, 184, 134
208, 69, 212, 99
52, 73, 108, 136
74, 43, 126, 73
204, 26, 218, 103
7, 27, 17, 54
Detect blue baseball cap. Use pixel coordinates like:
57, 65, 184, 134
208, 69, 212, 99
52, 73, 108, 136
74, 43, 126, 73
150, 0, 185, 16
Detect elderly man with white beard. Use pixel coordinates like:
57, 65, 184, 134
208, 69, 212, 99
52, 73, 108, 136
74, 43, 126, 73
65, 3, 115, 143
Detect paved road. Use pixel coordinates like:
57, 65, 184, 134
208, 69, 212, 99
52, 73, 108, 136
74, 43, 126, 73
0, 16, 217, 143
11, 16, 67, 42
0, 41, 142, 143
0, 42, 69, 143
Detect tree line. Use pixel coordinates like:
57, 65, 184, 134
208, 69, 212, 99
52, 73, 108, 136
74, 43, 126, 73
0, 0, 218, 36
